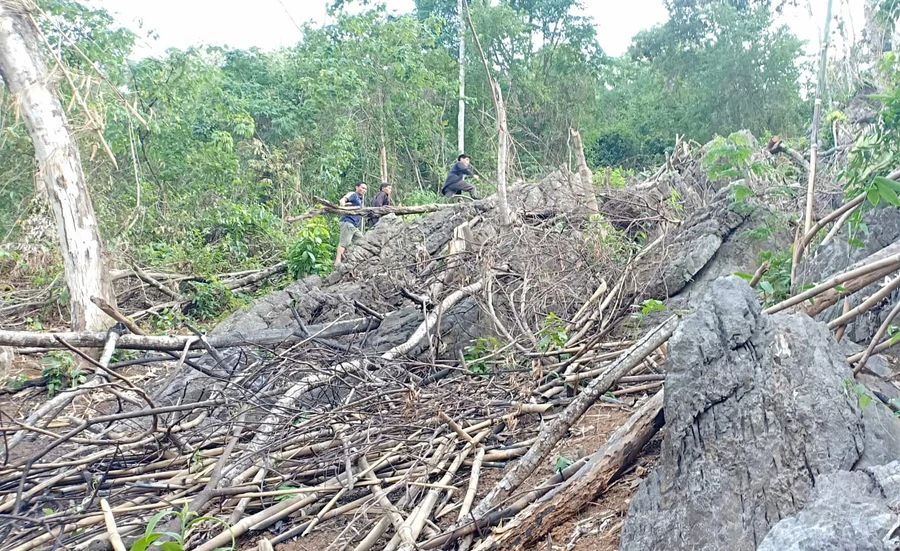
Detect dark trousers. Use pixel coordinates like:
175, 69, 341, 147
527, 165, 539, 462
442, 180, 479, 199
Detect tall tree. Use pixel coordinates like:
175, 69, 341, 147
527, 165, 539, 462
457, 0, 466, 154
0, 0, 115, 331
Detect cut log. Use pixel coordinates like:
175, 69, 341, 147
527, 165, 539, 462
286, 198, 465, 223
0, 317, 381, 350
466, 316, 677, 523
472, 390, 665, 551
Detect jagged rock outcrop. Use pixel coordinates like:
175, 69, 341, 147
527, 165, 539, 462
645, 185, 792, 303
757, 466, 900, 551
620, 276, 865, 551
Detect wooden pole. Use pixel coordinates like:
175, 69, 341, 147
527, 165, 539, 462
803, 0, 835, 237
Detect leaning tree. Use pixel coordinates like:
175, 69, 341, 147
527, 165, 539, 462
0, 0, 115, 331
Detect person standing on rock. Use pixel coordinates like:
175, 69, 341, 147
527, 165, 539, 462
334, 181, 367, 266
368, 182, 392, 228
442, 154, 480, 200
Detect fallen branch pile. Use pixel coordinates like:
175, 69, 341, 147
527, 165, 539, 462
3, 136, 900, 551
0, 270, 671, 551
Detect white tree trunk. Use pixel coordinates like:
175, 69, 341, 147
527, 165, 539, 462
457, 0, 465, 154
0, 0, 114, 331
569, 127, 599, 213
494, 81, 511, 226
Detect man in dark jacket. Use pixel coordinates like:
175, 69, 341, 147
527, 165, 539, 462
334, 181, 367, 266
368, 182, 392, 228
442, 154, 480, 200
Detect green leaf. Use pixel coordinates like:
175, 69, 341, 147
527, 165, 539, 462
878, 181, 900, 206
867, 187, 882, 206
859, 393, 872, 410
555, 455, 573, 471
145, 510, 176, 538
834, 284, 847, 293
854, 384, 867, 397
160, 542, 184, 551
732, 183, 753, 202
129, 534, 160, 551
733, 271, 754, 281
873, 175, 900, 193
759, 281, 775, 294
889, 332, 900, 346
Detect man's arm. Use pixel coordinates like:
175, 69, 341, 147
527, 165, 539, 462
338, 192, 356, 208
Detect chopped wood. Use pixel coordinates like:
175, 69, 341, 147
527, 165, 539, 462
466, 316, 677, 523
286, 197, 469, 223
472, 390, 665, 551
0, 316, 381, 350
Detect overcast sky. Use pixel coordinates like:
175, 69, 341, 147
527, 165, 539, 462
84, 0, 864, 60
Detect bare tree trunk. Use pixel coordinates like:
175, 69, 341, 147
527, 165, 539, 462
569, 128, 599, 213
803, 0, 835, 236
0, 0, 115, 331
462, 1, 510, 226
457, 0, 466, 154
494, 81, 511, 226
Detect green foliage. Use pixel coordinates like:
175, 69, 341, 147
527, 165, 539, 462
537, 313, 569, 352
701, 132, 768, 182
185, 280, 234, 322
286, 216, 334, 279
843, 53, 900, 215
41, 351, 82, 397
0, 0, 815, 299
734, 248, 792, 305
631, 298, 666, 326
128, 502, 233, 551
843, 378, 873, 410
463, 336, 504, 375
888, 325, 900, 347
554, 455, 574, 472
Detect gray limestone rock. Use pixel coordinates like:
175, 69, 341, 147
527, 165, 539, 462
620, 276, 865, 551
757, 468, 900, 551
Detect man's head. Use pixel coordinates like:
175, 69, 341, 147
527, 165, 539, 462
381, 182, 392, 195
355, 182, 368, 195
458, 154, 471, 166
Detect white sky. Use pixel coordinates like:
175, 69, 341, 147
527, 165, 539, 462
84, 0, 865, 60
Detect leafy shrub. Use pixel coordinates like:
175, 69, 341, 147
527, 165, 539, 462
702, 131, 769, 182
185, 279, 233, 321
538, 313, 569, 352
128, 503, 233, 551
464, 335, 503, 375
400, 188, 439, 206
286, 216, 334, 279
734, 248, 792, 305
41, 351, 83, 397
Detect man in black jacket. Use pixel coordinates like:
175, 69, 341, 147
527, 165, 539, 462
368, 182, 392, 228
441, 154, 480, 200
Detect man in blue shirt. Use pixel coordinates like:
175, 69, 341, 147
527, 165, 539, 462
442, 154, 481, 200
335, 181, 367, 266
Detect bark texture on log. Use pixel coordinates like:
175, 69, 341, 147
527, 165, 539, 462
475, 390, 665, 551
0, 0, 115, 331
0, 317, 381, 350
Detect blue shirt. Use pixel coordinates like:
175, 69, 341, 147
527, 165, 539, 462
339, 192, 363, 227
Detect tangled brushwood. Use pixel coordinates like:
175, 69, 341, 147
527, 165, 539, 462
2, 133, 900, 551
